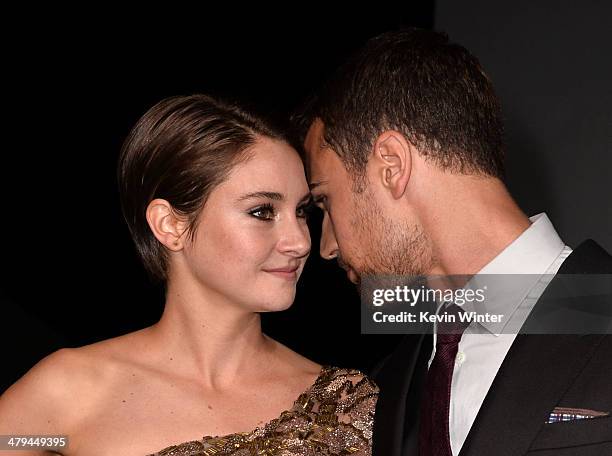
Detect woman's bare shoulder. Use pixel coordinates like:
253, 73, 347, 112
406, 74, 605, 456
0, 348, 92, 433
0, 329, 151, 433
265, 336, 322, 377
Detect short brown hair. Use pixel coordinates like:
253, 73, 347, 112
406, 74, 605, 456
293, 28, 505, 188
118, 94, 285, 282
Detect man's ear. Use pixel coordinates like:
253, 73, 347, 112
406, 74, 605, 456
145, 199, 189, 251
372, 131, 413, 199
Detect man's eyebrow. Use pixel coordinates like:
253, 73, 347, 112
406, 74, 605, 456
299, 192, 312, 204
237, 191, 283, 202
309, 181, 327, 190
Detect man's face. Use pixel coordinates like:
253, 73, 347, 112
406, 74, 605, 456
304, 119, 434, 285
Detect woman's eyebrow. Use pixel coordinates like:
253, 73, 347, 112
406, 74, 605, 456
237, 191, 283, 202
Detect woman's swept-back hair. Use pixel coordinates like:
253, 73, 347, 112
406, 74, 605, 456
118, 94, 285, 282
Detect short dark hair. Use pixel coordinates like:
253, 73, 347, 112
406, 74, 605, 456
118, 94, 285, 282
293, 28, 505, 187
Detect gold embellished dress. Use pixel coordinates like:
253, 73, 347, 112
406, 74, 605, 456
148, 366, 379, 456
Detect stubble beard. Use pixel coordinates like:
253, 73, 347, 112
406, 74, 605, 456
349, 188, 435, 283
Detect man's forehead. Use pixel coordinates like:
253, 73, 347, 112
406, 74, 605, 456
304, 119, 328, 181
304, 119, 327, 153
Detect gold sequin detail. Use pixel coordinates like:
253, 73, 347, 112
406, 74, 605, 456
147, 366, 378, 456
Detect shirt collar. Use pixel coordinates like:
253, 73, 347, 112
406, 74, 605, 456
462, 213, 566, 335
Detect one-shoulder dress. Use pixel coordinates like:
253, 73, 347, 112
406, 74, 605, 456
147, 366, 379, 456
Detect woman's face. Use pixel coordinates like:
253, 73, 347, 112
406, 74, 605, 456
181, 136, 311, 312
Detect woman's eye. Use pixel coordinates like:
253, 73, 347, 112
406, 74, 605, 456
249, 204, 276, 220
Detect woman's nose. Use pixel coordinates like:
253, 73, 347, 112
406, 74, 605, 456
278, 217, 311, 258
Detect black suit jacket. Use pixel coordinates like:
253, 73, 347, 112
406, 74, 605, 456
371, 240, 612, 456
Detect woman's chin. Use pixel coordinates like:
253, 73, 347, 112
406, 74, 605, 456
253, 294, 296, 313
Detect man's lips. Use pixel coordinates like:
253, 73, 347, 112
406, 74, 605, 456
337, 257, 360, 284
346, 267, 360, 285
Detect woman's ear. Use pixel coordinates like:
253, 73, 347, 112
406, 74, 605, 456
145, 199, 188, 251
372, 131, 414, 199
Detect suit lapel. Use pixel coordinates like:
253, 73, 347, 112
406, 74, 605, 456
459, 240, 612, 455
458, 333, 605, 455
372, 333, 431, 456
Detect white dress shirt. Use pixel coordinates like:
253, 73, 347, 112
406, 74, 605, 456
426, 213, 572, 455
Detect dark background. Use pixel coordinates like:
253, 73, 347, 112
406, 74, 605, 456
2, 2, 610, 393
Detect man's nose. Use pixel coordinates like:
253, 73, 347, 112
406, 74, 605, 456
319, 212, 339, 260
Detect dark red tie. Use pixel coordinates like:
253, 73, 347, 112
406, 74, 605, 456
418, 304, 468, 456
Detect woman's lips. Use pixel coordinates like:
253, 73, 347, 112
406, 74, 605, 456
263, 266, 299, 280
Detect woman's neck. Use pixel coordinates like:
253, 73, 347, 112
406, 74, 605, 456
145, 272, 275, 389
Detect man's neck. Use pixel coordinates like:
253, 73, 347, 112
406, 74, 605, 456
422, 179, 531, 276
